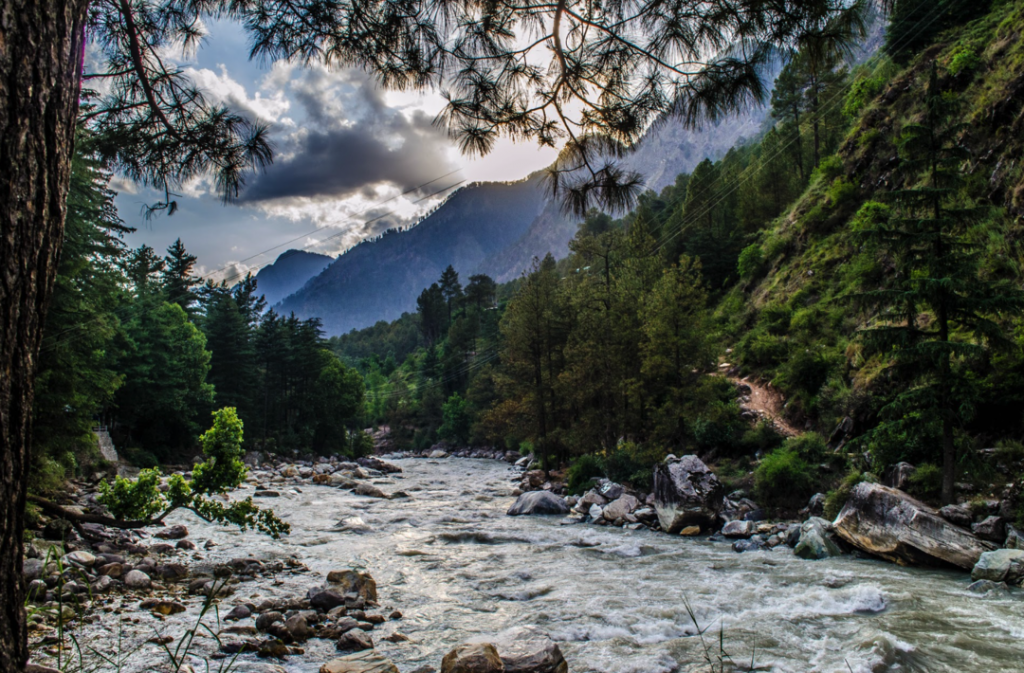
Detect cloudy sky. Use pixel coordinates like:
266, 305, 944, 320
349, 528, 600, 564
113, 19, 558, 284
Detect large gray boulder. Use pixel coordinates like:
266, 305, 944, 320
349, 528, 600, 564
602, 494, 639, 522
468, 627, 568, 673
971, 549, 1024, 584
793, 517, 842, 560
652, 455, 724, 533
833, 483, 996, 569
507, 491, 569, 516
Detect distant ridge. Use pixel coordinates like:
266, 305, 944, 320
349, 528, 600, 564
254, 249, 334, 306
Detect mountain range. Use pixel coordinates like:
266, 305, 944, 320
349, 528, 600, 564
262, 103, 769, 335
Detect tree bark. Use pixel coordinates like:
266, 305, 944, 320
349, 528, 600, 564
0, 0, 89, 668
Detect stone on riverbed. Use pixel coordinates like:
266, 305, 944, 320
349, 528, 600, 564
793, 518, 842, 560
336, 629, 374, 652
320, 650, 400, 673
124, 569, 151, 589
652, 455, 724, 533
155, 524, 189, 539
310, 589, 347, 611
467, 626, 568, 673
353, 482, 388, 498
970, 549, 1024, 584
506, 491, 569, 516
601, 495, 639, 523
721, 520, 754, 538
441, 643, 505, 673
833, 483, 995, 569
327, 569, 378, 602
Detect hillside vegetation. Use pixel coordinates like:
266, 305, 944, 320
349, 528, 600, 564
333, 0, 1024, 516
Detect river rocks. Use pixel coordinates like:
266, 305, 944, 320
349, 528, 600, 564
520, 470, 546, 491
256, 611, 284, 631
596, 481, 624, 501
885, 462, 916, 490
652, 455, 724, 533
90, 575, 114, 594
428, 450, 449, 459
327, 569, 378, 602
938, 505, 973, 528
732, 536, 768, 553
602, 495, 639, 522
468, 627, 568, 673
576, 491, 606, 512
967, 579, 1010, 593
1005, 525, 1024, 550
320, 651, 400, 673
226, 605, 252, 621
155, 524, 189, 539
124, 569, 151, 590
441, 643, 505, 673
833, 483, 996, 569
310, 589, 347, 611
507, 491, 570, 516
793, 518, 843, 560
285, 615, 312, 641
330, 474, 357, 488
336, 629, 374, 652
972, 516, 1006, 542
354, 482, 388, 499
721, 520, 755, 538
64, 551, 97, 568
970, 549, 1024, 584
357, 456, 402, 474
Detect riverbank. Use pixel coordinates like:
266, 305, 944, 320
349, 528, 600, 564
24, 456, 1024, 672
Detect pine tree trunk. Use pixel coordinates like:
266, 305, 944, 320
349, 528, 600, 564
0, 1, 88, 668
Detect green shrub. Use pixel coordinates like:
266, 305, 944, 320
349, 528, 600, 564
826, 178, 857, 209
741, 332, 789, 368
778, 349, 834, 396
754, 447, 815, 508
739, 421, 785, 454
948, 47, 980, 77
811, 155, 843, 184
566, 454, 604, 494
124, 447, 159, 469
824, 469, 868, 519
761, 304, 793, 335
438, 393, 472, 444
693, 415, 741, 453
784, 432, 829, 464
737, 244, 765, 279
908, 463, 943, 500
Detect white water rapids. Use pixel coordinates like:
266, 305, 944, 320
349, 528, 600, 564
76, 458, 1024, 672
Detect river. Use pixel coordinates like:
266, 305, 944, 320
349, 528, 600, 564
79, 457, 1024, 673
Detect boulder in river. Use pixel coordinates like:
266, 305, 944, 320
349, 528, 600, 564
336, 629, 374, 652
467, 626, 568, 673
938, 504, 973, 529
972, 516, 1006, 542
354, 482, 388, 498
970, 549, 1024, 584
506, 491, 569, 516
832, 483, 996, 569
320, 650, 400, 673
441, 643, 505, 673
124, 569, 151, 590
793, 518, 842, 560
602, 495, 639, 523
721, 520, 754, 538
652, 455, 724, 533
327, 569, 378, 602
154, 524, 189, 540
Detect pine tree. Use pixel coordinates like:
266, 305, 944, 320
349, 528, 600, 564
439, 265, 463, 327
162, 238, 200, 315
854, 64, 1024, 503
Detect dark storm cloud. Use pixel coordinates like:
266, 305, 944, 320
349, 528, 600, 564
241, 68, 457, 202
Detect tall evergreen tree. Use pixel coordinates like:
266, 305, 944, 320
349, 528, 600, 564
439, 265, 464, 327
162, 238, 200, 315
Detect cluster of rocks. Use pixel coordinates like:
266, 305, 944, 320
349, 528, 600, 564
321, 625, 568, 673
211, 568, 408, 661
242, 455, 404, 499
380, 443, 522, 464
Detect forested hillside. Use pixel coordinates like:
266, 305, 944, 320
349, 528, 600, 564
254, 249, 334, 306
332, 0, 1024, 516
31, 142, 369, 493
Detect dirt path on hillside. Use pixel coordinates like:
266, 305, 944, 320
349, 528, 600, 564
728, 375, 803, 438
